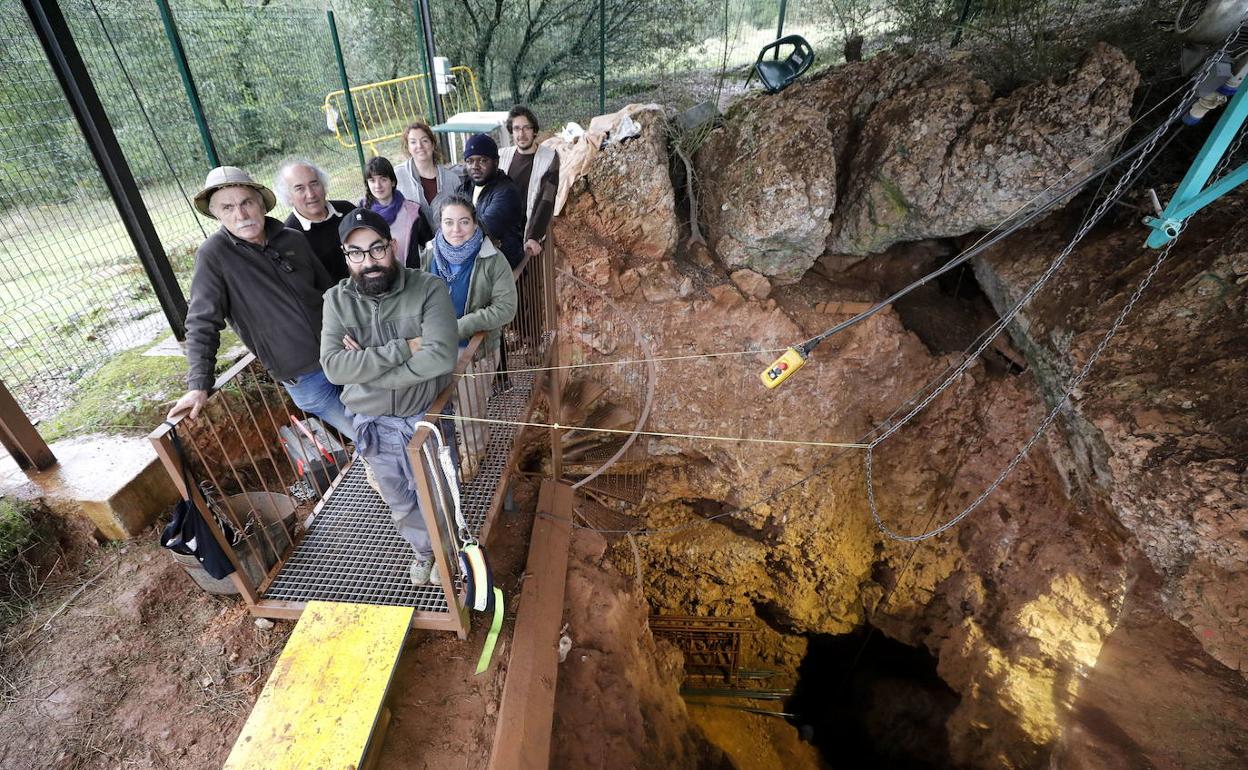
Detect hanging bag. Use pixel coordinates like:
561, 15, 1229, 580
159, 422, 238, 580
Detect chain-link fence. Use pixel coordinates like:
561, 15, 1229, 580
0, 0, 1161, 434
0, 0, 389, 423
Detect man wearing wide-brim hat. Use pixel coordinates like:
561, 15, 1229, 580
167, 166, 355, 441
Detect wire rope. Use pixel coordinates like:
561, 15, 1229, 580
863, 21, 1244, 542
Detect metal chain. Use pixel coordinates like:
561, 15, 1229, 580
868, 238, 1176, 542
864, 24, 1246, 542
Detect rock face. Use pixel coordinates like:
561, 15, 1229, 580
550, 54, 1248, 770
559, 104, 679, 261
974, 197, 1248, 725
551, 529, 727, 769
695, 44, 1138, 282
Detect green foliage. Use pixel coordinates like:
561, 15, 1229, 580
0, 498, 36, 570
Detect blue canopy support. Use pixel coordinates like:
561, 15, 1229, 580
1146, 74, 1248, 247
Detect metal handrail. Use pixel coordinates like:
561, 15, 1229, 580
323, 67, 483, 155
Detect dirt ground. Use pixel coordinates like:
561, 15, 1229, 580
0, 477, 540, 770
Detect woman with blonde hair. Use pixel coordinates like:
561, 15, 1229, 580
395, 122, 459, 233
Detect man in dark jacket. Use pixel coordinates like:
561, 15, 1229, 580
457, 133, 525, 268
276, 158, 355, 282
166, 166, 354, 440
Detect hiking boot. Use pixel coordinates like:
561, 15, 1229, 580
363, 459, 380, 495
409, 558, 438, 586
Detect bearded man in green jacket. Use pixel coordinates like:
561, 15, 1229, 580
320, 207, 458, 586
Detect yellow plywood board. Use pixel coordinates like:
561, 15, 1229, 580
225, 601, 414, 770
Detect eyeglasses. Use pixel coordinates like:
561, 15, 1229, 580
342, 241, 391, 263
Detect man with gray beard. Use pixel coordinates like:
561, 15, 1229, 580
319, 208, 458, 585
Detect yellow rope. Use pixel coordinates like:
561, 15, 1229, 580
427, 412, 869, 449
455, 347, 790, 377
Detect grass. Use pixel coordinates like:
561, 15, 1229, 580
0, 497, 41, 631
38, 328, 242, 443
0, 498, 35, 569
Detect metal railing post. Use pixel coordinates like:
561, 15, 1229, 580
327, 10, 367, 178
411, 0, 441, 125
543, 237, 563, 479
22, 0, 188, 340
775, 0, 788, 59
153, 0, 219, 168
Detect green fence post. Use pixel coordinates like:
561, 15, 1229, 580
776, 0, 788, 44
598, 0, 606, 115
153, 0, 219, 168
327, 10, 367, 176
410, 0, 440, 124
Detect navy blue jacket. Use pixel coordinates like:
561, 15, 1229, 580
459, 172, 526, 268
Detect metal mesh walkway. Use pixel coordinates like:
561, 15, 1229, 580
262, 369, 538, 609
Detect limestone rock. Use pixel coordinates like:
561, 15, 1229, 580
829, 43, 1138, 255
559, 104, 678, 261
697, 102, 837, 283
729, 269, 771, 299
695, 45, 1138, 283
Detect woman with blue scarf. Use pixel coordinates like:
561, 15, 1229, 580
421, 195, 517, 479
360, 156, 431, 267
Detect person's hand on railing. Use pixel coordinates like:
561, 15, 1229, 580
167, 389, 208, 422
523, 238, 542, 258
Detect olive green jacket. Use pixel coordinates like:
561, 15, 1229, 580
419, 237, 518, 357
319, 267, 458, 417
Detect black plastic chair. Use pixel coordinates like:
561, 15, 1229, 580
747, 35, 815, 94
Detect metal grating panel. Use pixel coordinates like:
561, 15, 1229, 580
263, 462, 452, 609
461, 370, 536, 533
262, 363, 541, 609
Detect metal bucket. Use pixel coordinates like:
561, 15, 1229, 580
173, 492, 297, 596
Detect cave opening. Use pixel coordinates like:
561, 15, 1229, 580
786, 626, 961, 770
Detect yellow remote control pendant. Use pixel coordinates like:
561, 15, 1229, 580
761, 346, 808, 389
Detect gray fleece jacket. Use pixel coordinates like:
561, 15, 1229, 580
319, 267, 458, 417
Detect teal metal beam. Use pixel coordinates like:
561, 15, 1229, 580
1146, 78, 1248, 247
327, 10, 367, 176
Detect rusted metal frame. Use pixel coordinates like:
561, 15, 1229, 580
199, 391, 285, 566
148, 422, 259, 603
213, 376, 286, 565
182, 422, 269, 573
247, 599, 463, 631
148, 353, 288, 605
0, 379, 55, 470
454, 335, 491, 480
235, 365, 296, 500
244, 365, 303, 493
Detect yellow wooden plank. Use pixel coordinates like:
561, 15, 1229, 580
225, 601, 414, 770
